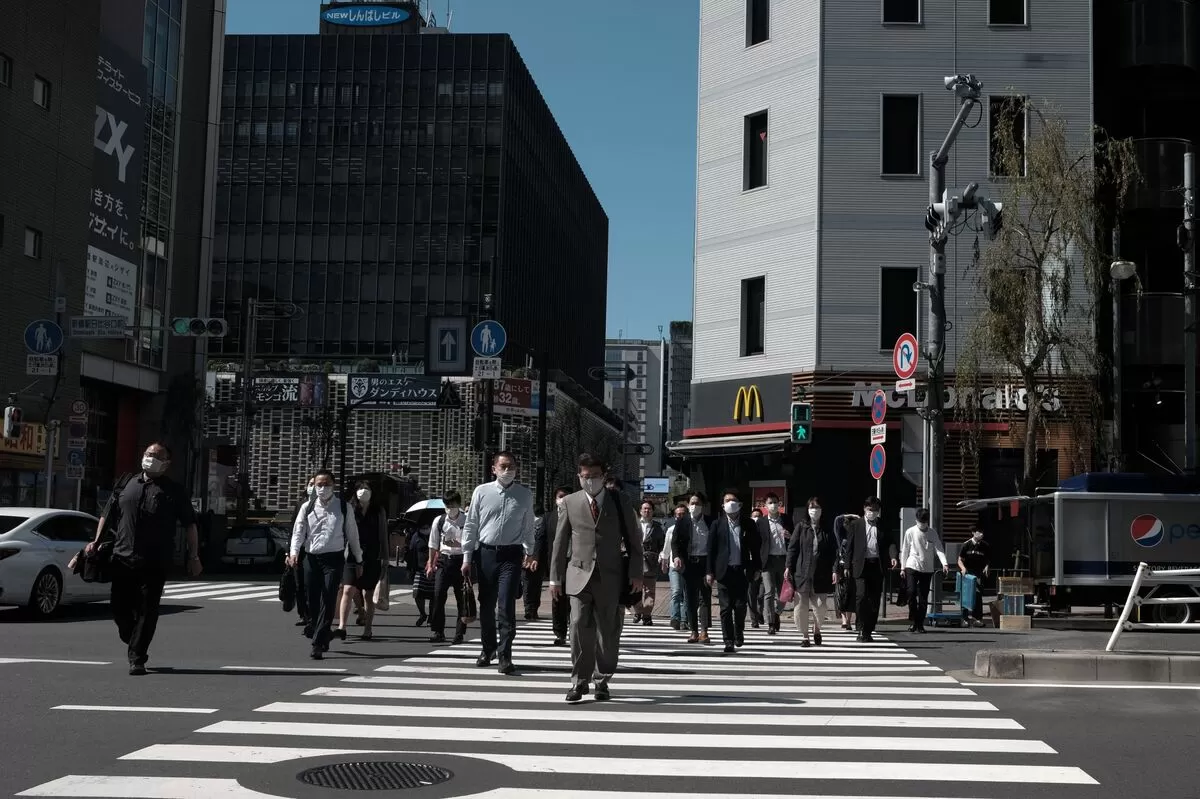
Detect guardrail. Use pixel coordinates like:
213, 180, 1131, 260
1106, 563, 1200, 651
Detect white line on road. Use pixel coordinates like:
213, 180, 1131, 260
16, 775, 286, 798
120, 744, 387, 763
341, 675, 976, 695
160, 585, 270, 600
52, 705, 218, 714
210, 589, 285, 601
219, 665, 348, 674
161, 582, 250, 594
395, 659, 943, 674
305, 686, 1001, 711
377, 665, 952, 681
256, 700, 1025, 729
961, 681, 1200, 690
0, 658, 110, 666
409, 652, 924, 665
449, 790, 992, 799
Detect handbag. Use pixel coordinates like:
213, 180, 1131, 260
461, 578, 477, 624
375, 565, 391, 611
71, 540, 114, 584
779, 576, 795, 605
279, 564, 296, 612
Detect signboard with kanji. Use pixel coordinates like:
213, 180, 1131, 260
252, 374, 329, 408
347, 374, 440, 410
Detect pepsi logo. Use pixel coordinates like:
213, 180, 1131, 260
1130, 514, 1165, 548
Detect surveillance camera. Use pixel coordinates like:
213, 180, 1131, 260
913, 282, 923, 293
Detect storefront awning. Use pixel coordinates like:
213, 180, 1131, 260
666, 432, 790, 459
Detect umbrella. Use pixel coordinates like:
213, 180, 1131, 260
401, 498, 446, 528
406, 499, 445, 513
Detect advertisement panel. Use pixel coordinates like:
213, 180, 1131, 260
84, 39, 144, 324
1104, 496, 1200, 572
749, 481, 789, 518
347, 374, 440, 410
493, 378, 556, 417
252, 375, 329, 408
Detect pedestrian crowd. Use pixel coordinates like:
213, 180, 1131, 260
79, 442, 991, 697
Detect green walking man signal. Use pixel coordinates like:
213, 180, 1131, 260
790, 401, 813, 444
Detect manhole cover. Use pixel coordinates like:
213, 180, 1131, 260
297, 761, 453, 791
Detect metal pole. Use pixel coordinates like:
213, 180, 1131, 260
1112, 225, 1123, 472
481, 257, 497, 482
624, 366, 632, 480
43, 422, 57, 508
237, 297, 256, 522
535, 351, 549, 509
1184, 152, 1196, 473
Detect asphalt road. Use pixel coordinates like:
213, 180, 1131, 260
2, 576, 1197, 799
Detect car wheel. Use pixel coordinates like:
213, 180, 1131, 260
28, 568, 63, 618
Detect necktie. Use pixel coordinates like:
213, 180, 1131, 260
590, 499, 599, 521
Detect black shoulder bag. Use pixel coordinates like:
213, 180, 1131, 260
74, 471, 136, 583
608, 489, 642, 608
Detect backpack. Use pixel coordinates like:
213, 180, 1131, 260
301, 495, 350, 553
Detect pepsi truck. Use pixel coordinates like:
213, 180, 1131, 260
960, 473, 1200, 621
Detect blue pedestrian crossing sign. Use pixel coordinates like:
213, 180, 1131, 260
24, 320, 64, 355
471, 320, 507, 357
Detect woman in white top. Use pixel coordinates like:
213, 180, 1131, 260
899, 507, 949, 633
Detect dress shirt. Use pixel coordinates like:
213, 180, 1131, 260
430, 512, 465, 555
767, 515, 787, 556
726, 516, 742, 567
661, 524, 678, 569
901, 524, 949, 573
291, 497, 363, 560
462, 480, 535, 555
689, 518, 710, 557
865, 520, 880, 559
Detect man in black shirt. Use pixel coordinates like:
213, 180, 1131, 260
957, 523, 991, 626
87, 442, 201, 674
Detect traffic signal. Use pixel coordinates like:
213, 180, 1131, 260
790, 401, 813, 444
3, 405, 22, 440
170, 317, 229, 337
981, 199, 1004, 240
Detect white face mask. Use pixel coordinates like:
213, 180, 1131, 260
141, 456, 167, 476
864, 510, 879, 523
917, 522, 929, 532
495, 468, 515, 486
555, 496, 566, 509
808, 507, 822, 521
766, 502, 779, 514
724, 501, 741, 515
446, 507, 461, 519
580, 476, 604, 496
972, 532, 983, 542
356, 488, 371, 504
315, 485, 334, 501
689, 504, 702, 518
306, 484, 315, 498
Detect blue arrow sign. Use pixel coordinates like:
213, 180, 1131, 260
24, 319, 64, 355
471, 320, 507, 357
439, 328, 459, 363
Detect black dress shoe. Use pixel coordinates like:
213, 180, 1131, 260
553, 637, 567, 647
857, 632, 874, 643
334, 628, 347, 641
595, 684, 611, 701
415, 612, 428, 627
476, 652, 495, 667
565, 685, 588, 703
302, 626, 314, 639
452, 634, 464, 645
309, 649, 323, 660
814, 629, 822, 646
295, 618, 308, 627
908, 625, 918, 632
497, 659, 516, 675
128, 664, 147, 676
429, 633, 447, 643
723, 644, 736, 653
642, 617, 653, 626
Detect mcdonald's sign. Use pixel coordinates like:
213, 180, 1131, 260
732, 385, 764, 423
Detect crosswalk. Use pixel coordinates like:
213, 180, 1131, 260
19, 620, 1100, 798
159, 580, 412, 604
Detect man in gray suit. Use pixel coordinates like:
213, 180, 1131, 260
550, 453, 643, 703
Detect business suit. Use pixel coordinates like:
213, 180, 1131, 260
523, 513, 551, 620
756, 513, 793, 632
672, 515, 713, 639
537, 506, 570, 641
836, 513, 898, 638
707, 512, 762, 648
551, 488, 642, 690
635, 518, 665, 622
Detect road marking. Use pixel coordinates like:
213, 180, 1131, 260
210, 589, 284, 601
16, 775, 284, 798
0, 658, 110, 666
413, 651, 924, 664
341, 675, 976, 696
120, 744, 385, 763
161, 582, 251, 594
219, 665, 349, 674
962, 681, 1200, 690
256, 700, 1025, 729
52, 705, 218, 714
304, 686, 1001, 711
397, 658, 943, 674
160, 585, 271, 600
378, 665, 951, 680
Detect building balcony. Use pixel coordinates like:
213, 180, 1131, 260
1119, 0, 1198, 70
1130, 138, 1195, 210
1122, 292, 1184, 366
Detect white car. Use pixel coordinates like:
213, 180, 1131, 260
0, 508, 107, 617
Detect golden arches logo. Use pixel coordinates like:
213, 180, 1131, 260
733, 385, 763, 423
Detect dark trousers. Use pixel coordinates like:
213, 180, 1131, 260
683, 556, 712, 633
431, 554, 468, 637
294, 549, 310, 621
551, 593, 570, 640
305, 551, 344, 648
717, 566, 749, 645
475, 543, 522, 659
523, 569, 545, 616
748, 572, 764, 625
856, 558, 884, 634
906, 570, 934, 627
110, 560, 166, 667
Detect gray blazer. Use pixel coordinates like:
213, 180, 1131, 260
551, 489, 642, 597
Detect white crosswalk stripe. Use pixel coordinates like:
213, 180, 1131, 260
158, 580, 412, 604
17, 621, 1100, 797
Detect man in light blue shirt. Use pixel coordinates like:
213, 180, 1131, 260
462, 450, 535, 674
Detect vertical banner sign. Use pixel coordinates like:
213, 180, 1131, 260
85, 39, 143, 325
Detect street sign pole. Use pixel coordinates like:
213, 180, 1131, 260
535, 350, 549, 510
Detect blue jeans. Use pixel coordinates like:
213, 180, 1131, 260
668, 568, 689, 622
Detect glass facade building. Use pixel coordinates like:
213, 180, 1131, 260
212, 31, 609, 392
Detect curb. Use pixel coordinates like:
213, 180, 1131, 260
974, 648, 1200, 684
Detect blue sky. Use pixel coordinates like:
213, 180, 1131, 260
226, 0, 699, 340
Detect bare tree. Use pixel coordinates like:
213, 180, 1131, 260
956, 100, 1139, 493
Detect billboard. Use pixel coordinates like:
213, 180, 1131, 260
493, 378, 556, 418
347, 374, 440, 410
252, 375, 329, 408
84, 40, 143, 324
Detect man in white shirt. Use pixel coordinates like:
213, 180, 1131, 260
899, 507, 949, 633
660, 503, 690, 630
288, 470, 363, 660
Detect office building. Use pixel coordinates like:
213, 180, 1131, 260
664, 320, 692, 444
212, 10, 609, 394
673, 0, 1098, 542
604, 338, 664, 480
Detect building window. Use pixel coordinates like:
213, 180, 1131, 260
989, 95, 1027, 177
740, 276, 766, 357
744, 110, 768, 191
746, 0, 769, 46
882, 0, 920, 24
0, 53, 11, 87
24, 226, 43, 259
989, 0, 1026, 25
32, 75, 51, 109
879, 267, 919, 349
881, 95, 920, 176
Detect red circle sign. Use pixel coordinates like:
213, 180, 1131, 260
870, 444, 887, 480
871, 390, 888, 425
893, 333, 919, 380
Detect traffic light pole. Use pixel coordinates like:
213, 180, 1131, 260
237, 297, 258, 523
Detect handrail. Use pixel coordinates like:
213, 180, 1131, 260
1106, 562, 1200, 651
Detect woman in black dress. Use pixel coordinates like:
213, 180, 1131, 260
334, 481, 389, 641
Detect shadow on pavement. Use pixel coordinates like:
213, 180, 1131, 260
0, 603, 198, 624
